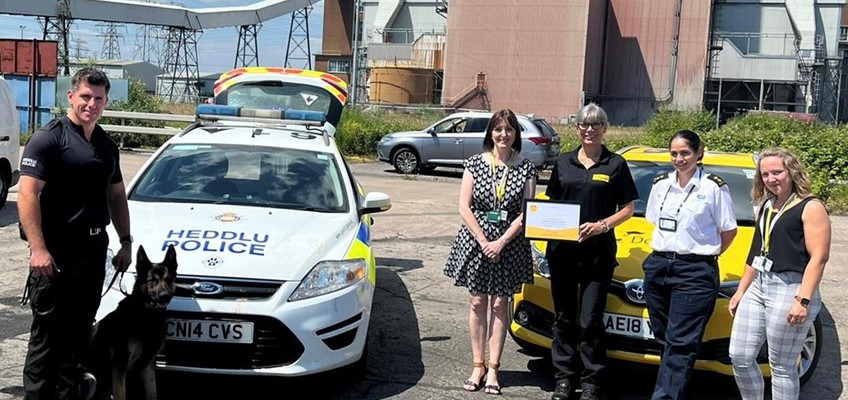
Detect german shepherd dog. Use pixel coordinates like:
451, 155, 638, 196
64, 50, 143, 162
88, 244, 178, 400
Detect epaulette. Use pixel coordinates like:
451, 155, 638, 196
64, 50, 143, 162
707, 174, 726, 187
653, 173, 669, 185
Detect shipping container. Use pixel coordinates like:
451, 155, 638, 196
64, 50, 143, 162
0, 39, 59, 76
3, 74, 57, 134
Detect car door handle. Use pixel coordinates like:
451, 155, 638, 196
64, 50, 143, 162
454, 139, 463, 143
0, 136, 9, 142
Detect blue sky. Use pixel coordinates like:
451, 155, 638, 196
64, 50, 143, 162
0, 0, 325, 74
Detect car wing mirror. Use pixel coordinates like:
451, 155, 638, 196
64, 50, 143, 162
359, 192, 392, 216
426, 127, 436, 136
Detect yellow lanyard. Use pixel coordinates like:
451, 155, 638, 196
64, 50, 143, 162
763, 208, 775, 254
761, 194, 795, 255
491, 155, 510, 206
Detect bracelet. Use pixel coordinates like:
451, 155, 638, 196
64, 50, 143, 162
599, 220, 610, 233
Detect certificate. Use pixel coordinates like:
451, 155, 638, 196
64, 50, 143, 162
523, 199, 581, 241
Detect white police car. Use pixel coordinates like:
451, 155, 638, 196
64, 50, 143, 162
95, 72, 391, 377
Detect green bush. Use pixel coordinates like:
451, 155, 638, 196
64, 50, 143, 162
643, 107, 716, 147
335, 106, 444, 157
699, 112, 847, 208
99, 80, 172, 149
703, 112, 813, 153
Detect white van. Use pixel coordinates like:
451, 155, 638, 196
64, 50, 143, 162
0, 76, 20, 209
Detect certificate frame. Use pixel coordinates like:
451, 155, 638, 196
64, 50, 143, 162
522, 198, 582, 241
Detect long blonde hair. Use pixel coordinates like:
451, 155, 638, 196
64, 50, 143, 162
751, 147, 812, 204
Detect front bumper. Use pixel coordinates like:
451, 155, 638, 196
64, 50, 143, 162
97, 275, 374, 376
510, 274, 740, 377
376, 143, 391, 163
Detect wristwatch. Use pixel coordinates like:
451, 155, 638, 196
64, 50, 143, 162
119, 234, 133, 245
794, 295, 810, 308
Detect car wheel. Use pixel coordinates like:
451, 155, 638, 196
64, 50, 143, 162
0, 175, 7, 210
392, 147, 420, 174
799, 315, 823, 385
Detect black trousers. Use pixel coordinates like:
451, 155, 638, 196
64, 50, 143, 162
548, 252, 614, 387
23, 232, 108, 400
642, 253, 719, 400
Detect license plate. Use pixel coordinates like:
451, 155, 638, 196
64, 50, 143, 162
604, 313, 654, 340
165, 318, 254, 344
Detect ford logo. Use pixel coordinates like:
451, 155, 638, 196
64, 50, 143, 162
192, 282, 224, 296
624, 279, 646, 304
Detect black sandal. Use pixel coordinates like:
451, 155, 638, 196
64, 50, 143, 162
484, 362, 502, 395
462, 361, 486, 392
484, 385, 502, 395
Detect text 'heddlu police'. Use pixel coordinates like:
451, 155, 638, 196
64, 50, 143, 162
162, 229, 269, 256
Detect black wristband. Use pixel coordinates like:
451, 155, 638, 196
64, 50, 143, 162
119, 234, 133, 244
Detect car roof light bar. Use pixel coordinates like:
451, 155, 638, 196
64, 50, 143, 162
196, 104, 327, 123
193, 104, 332, 145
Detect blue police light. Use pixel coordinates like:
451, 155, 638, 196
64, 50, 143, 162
284, 110, 327, 123
196, 104, 240, 116
196, 104, 327, 124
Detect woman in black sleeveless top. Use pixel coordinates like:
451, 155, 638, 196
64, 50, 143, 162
727, 148, 831, 399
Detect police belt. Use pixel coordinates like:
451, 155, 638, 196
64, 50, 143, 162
652, 251, 717, 263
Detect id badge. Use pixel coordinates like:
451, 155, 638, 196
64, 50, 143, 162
752, 255, 773, 272
486, 211, 501, 223
499, 210, 508, 222
658, 217, 677, 232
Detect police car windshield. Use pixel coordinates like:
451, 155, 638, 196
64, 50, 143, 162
627, 161, 756, 225
130, 144, 348, 213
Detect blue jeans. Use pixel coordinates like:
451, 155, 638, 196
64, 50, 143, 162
642, 253, 719, 400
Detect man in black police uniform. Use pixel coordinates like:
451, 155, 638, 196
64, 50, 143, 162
18, 67, 133, 400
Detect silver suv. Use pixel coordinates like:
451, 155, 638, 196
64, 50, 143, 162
377, 111, 560, 174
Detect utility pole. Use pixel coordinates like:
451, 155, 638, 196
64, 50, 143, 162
350, 0, 362, 105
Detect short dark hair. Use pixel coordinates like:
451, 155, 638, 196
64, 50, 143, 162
483, 109, 522, 154
668, 129, 703, 162
71, 67, 111, 94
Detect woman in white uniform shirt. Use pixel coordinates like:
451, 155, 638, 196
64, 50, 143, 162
642, 130, 738, 400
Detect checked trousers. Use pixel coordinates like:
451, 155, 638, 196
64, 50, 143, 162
729, 270, 820, 400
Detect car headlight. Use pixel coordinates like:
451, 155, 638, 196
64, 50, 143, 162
531, 242, 550, 278
103, 248, 129, 293
718, 280, 740, 299
379, 135, 393, 143
289, 258, 368, 301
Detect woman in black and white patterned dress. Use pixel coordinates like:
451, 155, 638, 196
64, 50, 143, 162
444, 109, 537, 395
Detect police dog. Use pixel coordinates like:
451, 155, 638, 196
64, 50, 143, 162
89, 244, 178, 400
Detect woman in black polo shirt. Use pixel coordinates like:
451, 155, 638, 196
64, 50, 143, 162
546, 103, 638, 400
728, 147, 831, 399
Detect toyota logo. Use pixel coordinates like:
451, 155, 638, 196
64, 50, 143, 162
624, 279, 646, 304
191, 282, 224, 296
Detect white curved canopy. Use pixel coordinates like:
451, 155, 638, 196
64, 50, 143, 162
0, 0, 318, 30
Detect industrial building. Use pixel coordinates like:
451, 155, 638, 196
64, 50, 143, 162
320, 0, 847, 125
442, 0, 846, 125
67, 59, 163, 93
316, 0, 447, 104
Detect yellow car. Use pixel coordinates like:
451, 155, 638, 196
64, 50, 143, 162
510, 146, 822, 383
